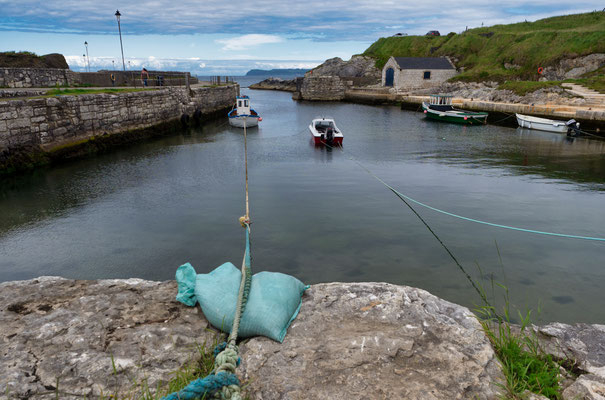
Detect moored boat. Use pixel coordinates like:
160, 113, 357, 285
309, 117, 343, 145
422, 94, 488, 125
228, 95, 262, 128
515, 113, 579, 134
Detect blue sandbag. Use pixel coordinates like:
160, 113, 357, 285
176, 262, 308, 343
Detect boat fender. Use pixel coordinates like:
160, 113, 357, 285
180, 113, 190, 127
193, 109, 202, 124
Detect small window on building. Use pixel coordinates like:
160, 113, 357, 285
423, 71, 431, 80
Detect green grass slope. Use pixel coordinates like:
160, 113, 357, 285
363, 11, 605, 82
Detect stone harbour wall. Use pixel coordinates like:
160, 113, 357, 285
0, 68, 77, 88
0, 68, 198, 89
0, 84, 237, 172
299, 76, 346, 101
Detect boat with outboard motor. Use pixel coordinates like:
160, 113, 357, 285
516, 113, 581, 135
422, 94, 488, 125
228, 95, 262, 128
309, 117, 343, 145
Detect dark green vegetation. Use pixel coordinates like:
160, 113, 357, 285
0, 51, 69, 68
363, 11, 605, 83
478, 306, 561, 398
474, 270, 578, 399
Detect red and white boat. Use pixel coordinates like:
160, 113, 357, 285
309, 118, 343, 145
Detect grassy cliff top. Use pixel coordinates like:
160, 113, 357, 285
363, 11, 605, 82
0, 51, 69, 69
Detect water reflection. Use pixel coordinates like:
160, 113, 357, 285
1, 89, 604, 324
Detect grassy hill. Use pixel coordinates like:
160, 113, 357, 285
0, 51, 69, 69
363, 11, 605, 83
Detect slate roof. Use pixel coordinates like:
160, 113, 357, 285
392, 57, 454, 70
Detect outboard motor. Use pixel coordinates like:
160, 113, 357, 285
326, 127, 334, 144
566, 119, 582, 137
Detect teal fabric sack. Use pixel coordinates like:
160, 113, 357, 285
176, 262, 308, 343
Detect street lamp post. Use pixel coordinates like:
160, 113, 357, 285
115, 10, 126, 72
84, 41, 90, 72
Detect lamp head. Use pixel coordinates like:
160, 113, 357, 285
115, 10, 121, 21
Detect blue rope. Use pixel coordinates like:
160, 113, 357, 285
161, 372, 239, 400
340, 144, 605, 242
391, 187, 605, 242
214, 342, 241, 366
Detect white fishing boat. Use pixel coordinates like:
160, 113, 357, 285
228, 95, 262, 128
309, 117, 343, 145
515, 113, 578, 134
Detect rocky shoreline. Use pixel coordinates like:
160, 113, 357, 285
249, 77, 297, 92
1, 276, 604, 399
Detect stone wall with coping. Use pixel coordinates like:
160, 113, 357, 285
0, 68, 199, 88
0, 68, 77, 88
299, 76, 345, 101
0, 85, 237, 166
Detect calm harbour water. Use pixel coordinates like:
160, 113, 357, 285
1, 85, 604, 324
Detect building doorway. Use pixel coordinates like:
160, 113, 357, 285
385, 68, 394, 87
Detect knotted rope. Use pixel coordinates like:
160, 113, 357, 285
161, 117, 253, 400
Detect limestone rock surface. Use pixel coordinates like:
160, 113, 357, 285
537, 323, 605, 400
5, 277, 604, 399
0, 277, 213, 399
307, 56, 381, 81
238, 282, 504, 399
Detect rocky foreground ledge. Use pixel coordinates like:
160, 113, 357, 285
1, 277, 604, 399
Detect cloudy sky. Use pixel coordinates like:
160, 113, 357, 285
1, 0, 603, 75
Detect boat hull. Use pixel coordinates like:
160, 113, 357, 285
311, 135, 343, 146
422, 102, 488, 125
229, 116, 260, 128
515, 114, 568, 133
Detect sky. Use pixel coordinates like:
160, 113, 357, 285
1, 0, 604, 75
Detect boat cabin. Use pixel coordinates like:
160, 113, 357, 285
231, 95, 258, 117
429, 94, 452, 105
427, 94, 454, 111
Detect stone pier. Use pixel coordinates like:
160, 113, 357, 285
0, 84, 238, 173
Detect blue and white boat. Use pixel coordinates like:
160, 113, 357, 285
228, 95, 262, 128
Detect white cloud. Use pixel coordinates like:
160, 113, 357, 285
216, 34, 284, 51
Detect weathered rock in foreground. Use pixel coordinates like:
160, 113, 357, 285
239, 282, 504, 399
0, 277, 213, 399
2, 277, 605, 399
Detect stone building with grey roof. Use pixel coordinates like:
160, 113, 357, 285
382, 57, 457, 91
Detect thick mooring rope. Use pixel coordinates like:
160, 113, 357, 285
162, 119, 253, 400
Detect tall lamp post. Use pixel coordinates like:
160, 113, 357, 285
84, 41, 90, 72
115, 10, 126, 72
